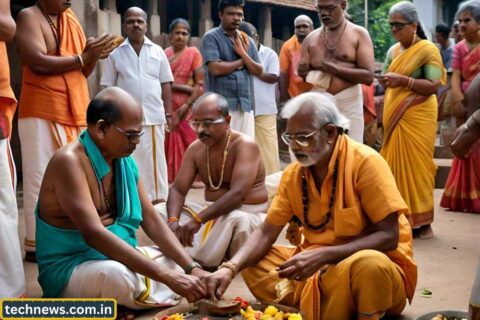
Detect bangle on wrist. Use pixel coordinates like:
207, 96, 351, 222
75, 54, 84, 68
165, 113, 172, 118
407, 77, 414, 89
167, 217, 179, 224
184, 261, 203, 274
218, 261, 240, 276
190, 211, 202, 224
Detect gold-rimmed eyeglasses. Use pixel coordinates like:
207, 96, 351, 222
281, 129, 322, 147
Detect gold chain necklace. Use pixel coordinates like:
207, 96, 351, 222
323, 21, 347, 53
206, 130, 232, 190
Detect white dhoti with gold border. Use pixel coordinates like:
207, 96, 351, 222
156, 201, 267, 267
333, 84, 364, 143
0, 139, 26, 298
307, 71, 364, 143
255, 114, 280, 175
19, 117, 83, 253
132, 124, 168, 203
61, 246, 182, 309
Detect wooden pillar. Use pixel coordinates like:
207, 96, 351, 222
149, 0, 161, 37
200, 0, 213, 36
159, 0, 168, 34
258, 6, 272, 47
96, 0, 121, 36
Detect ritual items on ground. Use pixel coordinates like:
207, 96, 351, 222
240, 305, 302, 320
153, 297, 303, 319
430, 314, 467, 320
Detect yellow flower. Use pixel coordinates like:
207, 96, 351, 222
264, 306, 279, 316
287, 313, 302, 320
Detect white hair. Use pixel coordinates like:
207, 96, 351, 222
281, 92, 350, 130
294, 15, 313, 27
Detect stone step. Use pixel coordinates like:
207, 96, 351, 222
434, 144, 454, 159
435, 158, 453, 189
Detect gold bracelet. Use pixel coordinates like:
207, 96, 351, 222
406, 77, 412, 89
218, 261, 240, 276
407, 77, 415, 90
190, 211, 202, 224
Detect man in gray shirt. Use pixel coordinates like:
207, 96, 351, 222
201, 0, 262, 138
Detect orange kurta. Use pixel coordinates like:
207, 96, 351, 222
0, 42, 17, 138
279, 35, 312, 97
19, 9, 88, 126
243, 135, 417, 319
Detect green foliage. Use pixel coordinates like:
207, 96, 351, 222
347, 0, 412, 61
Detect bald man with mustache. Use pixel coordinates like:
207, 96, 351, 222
161, 92, 268, 269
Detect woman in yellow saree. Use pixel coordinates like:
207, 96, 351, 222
380, 1, 446, 238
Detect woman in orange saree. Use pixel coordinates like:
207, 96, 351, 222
380, 1, 446, 238
441, 1, 480, 213
164, 19, 203, 183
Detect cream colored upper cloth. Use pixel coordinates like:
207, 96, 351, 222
306, 70, 332, 91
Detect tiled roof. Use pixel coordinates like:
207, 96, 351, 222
246, 0, 316, 11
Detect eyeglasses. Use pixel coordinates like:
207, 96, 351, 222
111, 124, 144, 141
189, 118, 225, 129
317, 3, 340, 14
389, 22, 412, 30
281, 128, 322, 147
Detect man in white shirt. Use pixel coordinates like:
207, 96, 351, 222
101, 6, 175, 204
239, 22, 280, 175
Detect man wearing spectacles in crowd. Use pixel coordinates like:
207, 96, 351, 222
35, 87, 210, 317
205, 92, 417, 320
158, 92, 269, 270
298, 0, 375, 143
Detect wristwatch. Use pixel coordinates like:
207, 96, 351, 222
184, 261, 203, 274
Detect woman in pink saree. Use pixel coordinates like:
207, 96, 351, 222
441, 0, 480, 212
165, 19, 203, 183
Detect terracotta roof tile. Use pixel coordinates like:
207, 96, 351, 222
246, 0, 316, 11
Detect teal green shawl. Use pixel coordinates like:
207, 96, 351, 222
36, 130, 142, 297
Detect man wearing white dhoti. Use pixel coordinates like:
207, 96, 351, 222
162, 92, 268, 268
101, 7, 175, 204
298, 0, 375, 143
0, 0, 26, 297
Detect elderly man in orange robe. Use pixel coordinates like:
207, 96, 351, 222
0, 0, 26, 298
206, 92, 417, 320
15, 0, 116, 260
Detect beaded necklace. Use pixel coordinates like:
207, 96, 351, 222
36, 2, 61, 54
206, 130, 232, 190
299, 159, 339, 230
99, 177, 115, 214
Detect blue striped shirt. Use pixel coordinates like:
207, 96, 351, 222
201, 26, 260, 112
